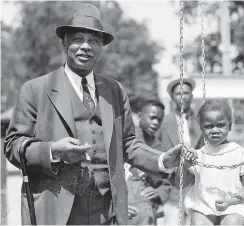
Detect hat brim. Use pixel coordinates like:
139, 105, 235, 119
167, 78, 196, 96
55, 25, 114, 46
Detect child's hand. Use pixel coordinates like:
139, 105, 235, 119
215, 199, 231, 211
128, 205, 139, 219
140, 186, 159, 200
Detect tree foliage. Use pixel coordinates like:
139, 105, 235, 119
172, 1, 244, 74
1, 1, 163, 111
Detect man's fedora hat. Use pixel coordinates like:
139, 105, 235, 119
167, 78, 196, 96
55, 4, 114, 46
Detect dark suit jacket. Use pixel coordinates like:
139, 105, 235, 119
160, 113, 204, 151
4, 66, 162, 225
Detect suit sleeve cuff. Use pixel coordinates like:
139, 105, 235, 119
50, 145, 61, 163
158, 153, 175, 173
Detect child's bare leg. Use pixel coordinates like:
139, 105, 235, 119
220, 214, 244, 225
191, 211, 216, 225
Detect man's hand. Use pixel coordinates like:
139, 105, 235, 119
140, 186, 159, 200
162, 144, 182, 169
51, 137, 92, 164
128, 205, 139, 219
163, 143, 198, 169
181, 143, 198, 162
215, 199, 231, 211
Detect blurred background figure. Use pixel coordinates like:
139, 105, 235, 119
126, 99, 172, 225
158, 77, 204, 225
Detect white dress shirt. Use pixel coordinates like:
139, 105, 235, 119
65, 63, 96, 104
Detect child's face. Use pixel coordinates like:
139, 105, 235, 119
201, 109, 231, 146
140, 105, 164, 137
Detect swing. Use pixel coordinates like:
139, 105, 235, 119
177, 1, 244, 225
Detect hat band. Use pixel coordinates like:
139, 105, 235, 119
68, 16, 103, 32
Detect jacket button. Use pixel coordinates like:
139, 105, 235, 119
92, 130, 96, 134
94, 150, 97, 155
93, 140, 96, 144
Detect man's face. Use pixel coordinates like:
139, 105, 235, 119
63, 30, 102, 75
140, 105, 164, 137
172, 83, 193, 112
201, 110, 230, 146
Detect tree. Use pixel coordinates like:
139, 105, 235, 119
1, 1, 163, 111
171, 1, 244, 74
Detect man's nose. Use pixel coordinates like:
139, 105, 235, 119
79, 41, 91, 50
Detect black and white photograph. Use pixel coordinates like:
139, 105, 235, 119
1, 0, 244, 225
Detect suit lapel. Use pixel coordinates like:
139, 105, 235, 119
46, 67, 76, 137
95, 75, 114, 156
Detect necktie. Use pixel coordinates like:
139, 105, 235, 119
81, 77, 95, 114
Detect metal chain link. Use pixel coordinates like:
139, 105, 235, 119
200, 0, 206, 104
199, 0, 208, 144
191, 159, 244, 170
178, 0, 184, 225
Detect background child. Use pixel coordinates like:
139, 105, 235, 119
125, 100, 172, 225
176, 99, 244, 225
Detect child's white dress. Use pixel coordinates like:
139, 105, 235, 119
184, 142, 244, 217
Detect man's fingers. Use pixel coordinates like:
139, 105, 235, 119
185, 152, 194, 161
66, 137, 81, 145
182, 144, 198, 161
216, 199, 224, 204
169, 144, 182, 154
79, 144, 92, 150
67, 144, 92, 152
183, 142, 191, 151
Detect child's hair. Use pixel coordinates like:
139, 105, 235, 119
196, 99, 233, 125
141, 99, 165, 112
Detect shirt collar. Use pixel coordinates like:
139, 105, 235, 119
64, 63, 95, 89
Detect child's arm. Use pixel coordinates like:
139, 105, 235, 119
175, 160, 195, 189
228, 175, 244, 205
216, 176, 244, 211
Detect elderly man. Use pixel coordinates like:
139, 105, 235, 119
158, 78, 204, 225
4, 4, 196, 225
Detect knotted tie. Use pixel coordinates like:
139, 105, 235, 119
81, 77, 96, 114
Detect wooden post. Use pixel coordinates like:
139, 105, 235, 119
220, 1, 231, 76
220, 2, 235, 129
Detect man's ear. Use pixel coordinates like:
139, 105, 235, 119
62, 39, 67, 54
138, 112, 142, 120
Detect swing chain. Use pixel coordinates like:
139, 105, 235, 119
200, 0, 206, 103
191, 159, 244, 170
178, 0, 185, 224
200, 0, 207, 144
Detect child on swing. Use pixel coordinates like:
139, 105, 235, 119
176, 99, 244, 225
